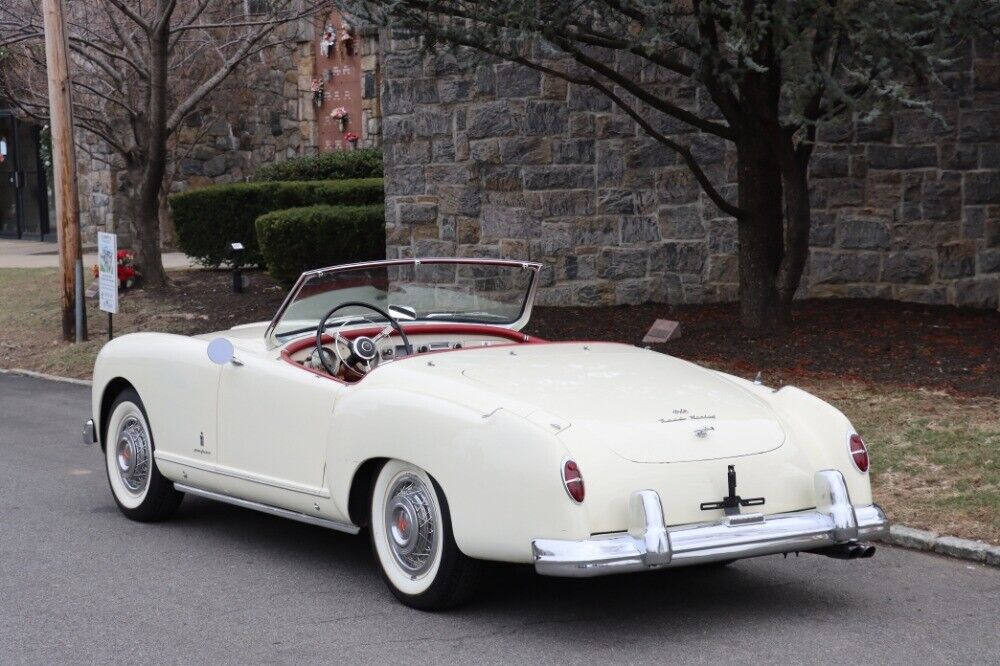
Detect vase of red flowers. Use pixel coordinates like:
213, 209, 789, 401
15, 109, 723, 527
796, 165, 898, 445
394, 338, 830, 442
94, 249, 138, 290
344, 131, 359, 149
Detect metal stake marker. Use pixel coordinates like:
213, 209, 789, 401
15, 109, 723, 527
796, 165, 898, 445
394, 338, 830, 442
74, 259, 83, 343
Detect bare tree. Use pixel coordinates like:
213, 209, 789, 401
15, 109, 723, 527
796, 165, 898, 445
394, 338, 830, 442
1, 0, 331, 287
349, 0, 995, 333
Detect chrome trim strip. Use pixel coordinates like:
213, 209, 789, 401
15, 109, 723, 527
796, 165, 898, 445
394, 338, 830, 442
174, 483, 360, 535
155, 451, 331, 498
532, 470, 889, 578
82, 419, 96, 446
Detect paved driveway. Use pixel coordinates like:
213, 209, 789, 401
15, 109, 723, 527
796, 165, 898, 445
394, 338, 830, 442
0, 238, 192, 269
1, 373, 997, 664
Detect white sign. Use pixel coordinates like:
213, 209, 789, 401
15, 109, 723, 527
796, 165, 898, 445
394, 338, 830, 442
97, 231, 118, 314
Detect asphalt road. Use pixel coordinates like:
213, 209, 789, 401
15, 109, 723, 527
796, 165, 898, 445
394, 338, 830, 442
1, 373, 997, 665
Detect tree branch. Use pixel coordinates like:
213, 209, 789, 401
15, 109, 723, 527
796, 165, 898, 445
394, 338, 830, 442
402, 24, 744, 218
549, 33, 736, 140
102, 0, 151, 34
590, 78, 744, 219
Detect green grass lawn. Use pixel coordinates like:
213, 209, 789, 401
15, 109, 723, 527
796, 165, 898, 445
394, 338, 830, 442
0, 268, 187, 378
801, 379, 999, 544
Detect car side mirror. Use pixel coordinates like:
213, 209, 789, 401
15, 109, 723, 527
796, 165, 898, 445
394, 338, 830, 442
207, 337, 235, 365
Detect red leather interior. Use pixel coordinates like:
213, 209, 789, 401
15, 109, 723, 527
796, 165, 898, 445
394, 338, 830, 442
279, 324, 547, 383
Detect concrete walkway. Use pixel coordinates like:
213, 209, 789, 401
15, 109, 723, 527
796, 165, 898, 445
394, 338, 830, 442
0, 238, 193, 269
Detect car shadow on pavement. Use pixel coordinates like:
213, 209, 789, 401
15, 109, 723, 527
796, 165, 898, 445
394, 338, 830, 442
167, 494, 855, 631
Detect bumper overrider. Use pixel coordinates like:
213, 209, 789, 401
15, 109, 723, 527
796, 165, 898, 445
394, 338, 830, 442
532, 470, 889, 577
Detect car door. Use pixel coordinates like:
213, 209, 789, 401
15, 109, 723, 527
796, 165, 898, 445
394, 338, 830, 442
216, 348, 341, 511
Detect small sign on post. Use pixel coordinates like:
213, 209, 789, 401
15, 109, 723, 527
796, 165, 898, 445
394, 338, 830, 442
642, 318, 681, 344
97, 231, 118, 339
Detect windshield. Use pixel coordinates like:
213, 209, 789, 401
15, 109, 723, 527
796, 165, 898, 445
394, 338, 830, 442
268, 259, 539, 344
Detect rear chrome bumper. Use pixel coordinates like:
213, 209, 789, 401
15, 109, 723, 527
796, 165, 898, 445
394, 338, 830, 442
532, 470, 889, 578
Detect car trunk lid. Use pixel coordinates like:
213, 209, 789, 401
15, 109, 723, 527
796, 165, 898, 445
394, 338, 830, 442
459, 343, 786, 463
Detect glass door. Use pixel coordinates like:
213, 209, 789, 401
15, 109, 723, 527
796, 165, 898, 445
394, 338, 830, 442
0, 114, 17, 237
16, 120, 49, 239
0, 113, 52, 240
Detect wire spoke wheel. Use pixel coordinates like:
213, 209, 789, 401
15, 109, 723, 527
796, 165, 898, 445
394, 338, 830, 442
384, 474, 438, 577
115, 415, 151, 494
103, 388, 182, 521
370, 460, 481, 610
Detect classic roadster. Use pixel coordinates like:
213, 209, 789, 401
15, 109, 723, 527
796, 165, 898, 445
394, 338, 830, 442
85, 258, 888, 609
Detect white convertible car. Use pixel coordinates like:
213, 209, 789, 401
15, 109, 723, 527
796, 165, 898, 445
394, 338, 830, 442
85, 258, 888, 609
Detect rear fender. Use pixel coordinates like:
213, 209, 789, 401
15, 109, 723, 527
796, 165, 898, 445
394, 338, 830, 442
327, 386, 587, 563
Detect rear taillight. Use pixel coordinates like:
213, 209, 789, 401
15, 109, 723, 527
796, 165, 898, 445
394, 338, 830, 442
562, 459, 585, 503
849, 433, 870, 473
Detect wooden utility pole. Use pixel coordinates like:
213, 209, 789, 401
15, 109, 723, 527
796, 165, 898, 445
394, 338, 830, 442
42, 0, 86, 342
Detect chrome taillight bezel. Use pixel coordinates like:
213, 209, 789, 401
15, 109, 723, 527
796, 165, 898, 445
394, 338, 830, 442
561, 458, 585, 503
848, 432, 870, 473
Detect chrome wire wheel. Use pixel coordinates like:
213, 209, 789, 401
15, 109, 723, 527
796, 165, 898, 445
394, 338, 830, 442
384, 473, 438, 576
370, 460, 447, 599
105, 395, 157, 512
370, 459, 482, 609
115, 415, 151, 494
103, 388, 183, 522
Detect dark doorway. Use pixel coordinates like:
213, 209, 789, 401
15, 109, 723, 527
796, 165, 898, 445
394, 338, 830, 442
0, 110, 53, 241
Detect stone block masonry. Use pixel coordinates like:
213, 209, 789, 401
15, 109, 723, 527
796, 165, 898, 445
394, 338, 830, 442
381, 34, 1000, 309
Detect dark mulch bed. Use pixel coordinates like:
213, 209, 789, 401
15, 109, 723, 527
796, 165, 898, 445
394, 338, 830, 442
526, 300, 1000, 397
161, 269, 287, 334
168, 270, 1000, 397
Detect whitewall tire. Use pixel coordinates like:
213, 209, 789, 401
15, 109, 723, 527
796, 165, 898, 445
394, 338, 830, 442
369, 460, 480, 610
104, 388, 183, 521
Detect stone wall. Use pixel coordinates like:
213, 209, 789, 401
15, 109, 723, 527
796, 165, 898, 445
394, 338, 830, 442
381, 35, 1000, 309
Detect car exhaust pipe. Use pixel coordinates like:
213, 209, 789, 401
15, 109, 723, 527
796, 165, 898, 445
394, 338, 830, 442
807, 543, 877, 560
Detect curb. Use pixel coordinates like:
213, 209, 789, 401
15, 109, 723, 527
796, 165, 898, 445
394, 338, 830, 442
880, 524, 999, 567
0, 368, 93, 387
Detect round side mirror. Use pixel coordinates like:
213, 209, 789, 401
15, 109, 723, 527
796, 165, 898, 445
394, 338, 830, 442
207, 337, 235, 365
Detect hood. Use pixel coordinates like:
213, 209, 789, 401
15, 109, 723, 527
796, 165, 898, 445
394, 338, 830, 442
455, 343, 786, 463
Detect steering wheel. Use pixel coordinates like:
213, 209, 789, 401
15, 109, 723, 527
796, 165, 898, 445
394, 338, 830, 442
316, 302, 413, 378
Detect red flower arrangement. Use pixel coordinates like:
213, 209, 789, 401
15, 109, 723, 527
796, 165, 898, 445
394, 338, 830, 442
91, 249, 139, 288
344, 131, 359, 148
117, 250, 137, 283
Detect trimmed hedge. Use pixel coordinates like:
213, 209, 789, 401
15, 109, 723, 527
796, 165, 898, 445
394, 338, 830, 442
256, 204, 386, 285
169, 178, 383, 267
252, 148, 382, 182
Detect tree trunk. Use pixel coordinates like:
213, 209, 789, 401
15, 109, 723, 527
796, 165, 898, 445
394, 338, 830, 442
133, 7, 172, 290
777, 154, 812, 306
132, 170, 167, 288
159, 188, 176, 249
735, 134, 788, 335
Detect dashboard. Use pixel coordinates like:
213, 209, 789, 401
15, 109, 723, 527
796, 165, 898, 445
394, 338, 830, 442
286, 330, 521, 379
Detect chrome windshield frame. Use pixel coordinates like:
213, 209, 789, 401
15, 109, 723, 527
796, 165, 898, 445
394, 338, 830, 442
263, 258, 543, 349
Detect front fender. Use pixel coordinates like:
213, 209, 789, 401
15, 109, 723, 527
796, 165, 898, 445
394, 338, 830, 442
92, 332, 220, 460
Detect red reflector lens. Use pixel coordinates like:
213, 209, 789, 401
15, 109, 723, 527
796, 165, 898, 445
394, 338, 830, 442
562, 460, 585, 503
849, 434, 870, 473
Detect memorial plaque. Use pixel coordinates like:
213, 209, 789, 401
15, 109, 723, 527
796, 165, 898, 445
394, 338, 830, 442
314, 10, 364, 152
642, 319, 681, 344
